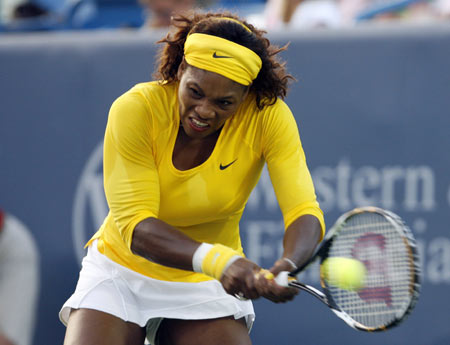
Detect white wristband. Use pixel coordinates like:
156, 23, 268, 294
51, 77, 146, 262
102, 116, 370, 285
221, 255, 242, 273
192, 243, 213, 272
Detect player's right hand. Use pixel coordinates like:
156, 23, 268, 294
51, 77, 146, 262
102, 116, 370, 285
220, 257, 262, 300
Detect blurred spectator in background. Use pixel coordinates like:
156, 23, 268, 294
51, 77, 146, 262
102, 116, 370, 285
339, 0, 450, 24
247, 0, 450, 29
0, 209, 40, 345
12, 1, 49, 19
139, 0, 196, 28
0, 0, 23, 23
1, 0, 49, 23
0, 0, 57, 31
247, 0, 340, 29
138, 0, 213, 29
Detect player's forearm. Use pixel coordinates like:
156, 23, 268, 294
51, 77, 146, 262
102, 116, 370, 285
282, 214, 322, 268
131, 217, 200, 271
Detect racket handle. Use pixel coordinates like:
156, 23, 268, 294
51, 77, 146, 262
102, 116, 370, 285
274, 271, 290, 287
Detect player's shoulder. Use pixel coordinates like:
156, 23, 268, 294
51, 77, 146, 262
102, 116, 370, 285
112, 81, 177, 122
263, 97, 292, 118
124, 81, 177, 104
245, 96, 294, 129
253, 98, 298, 144
233, 96, 293, 132
229, 96, 293, 147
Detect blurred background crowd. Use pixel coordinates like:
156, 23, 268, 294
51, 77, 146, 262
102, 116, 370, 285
0, 0, 449, 33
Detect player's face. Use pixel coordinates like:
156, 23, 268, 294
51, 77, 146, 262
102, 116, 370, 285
177, 64, 249, 139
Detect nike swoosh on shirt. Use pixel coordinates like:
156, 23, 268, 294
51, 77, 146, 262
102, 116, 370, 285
220, 159, 238, 170
213, 52, 233, 59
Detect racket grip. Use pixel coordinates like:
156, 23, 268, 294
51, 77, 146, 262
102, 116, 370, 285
274, 271, 290, 287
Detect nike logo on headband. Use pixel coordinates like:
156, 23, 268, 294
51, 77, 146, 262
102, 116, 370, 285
213, 52, 233, 59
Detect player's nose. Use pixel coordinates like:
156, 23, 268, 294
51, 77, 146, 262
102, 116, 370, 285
195, 99, 215, 120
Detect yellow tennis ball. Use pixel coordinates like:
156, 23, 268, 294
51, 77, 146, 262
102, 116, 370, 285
321, 257, 366, 291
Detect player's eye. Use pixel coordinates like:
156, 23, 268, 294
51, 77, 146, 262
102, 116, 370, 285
218, 99, 232, 107
189, 88, 202, 98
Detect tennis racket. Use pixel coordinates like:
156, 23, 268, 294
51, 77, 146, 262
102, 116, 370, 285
275, 206, 421, 332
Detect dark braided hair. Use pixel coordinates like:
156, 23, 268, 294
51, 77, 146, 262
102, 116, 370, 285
154, 11, 294, 110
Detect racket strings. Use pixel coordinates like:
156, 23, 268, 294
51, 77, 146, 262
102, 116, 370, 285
325, 212, 414, 328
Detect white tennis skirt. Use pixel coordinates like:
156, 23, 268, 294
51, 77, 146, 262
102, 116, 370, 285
59, 241, 255, 342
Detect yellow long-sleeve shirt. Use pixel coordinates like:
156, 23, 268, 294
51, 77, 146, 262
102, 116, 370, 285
89, 81, 325, 282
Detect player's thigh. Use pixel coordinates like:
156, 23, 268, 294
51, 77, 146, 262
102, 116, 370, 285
157, 316, 251, 345
63, 308, 146, 345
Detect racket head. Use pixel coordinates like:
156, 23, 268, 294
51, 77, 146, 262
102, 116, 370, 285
318, 207, 421, 331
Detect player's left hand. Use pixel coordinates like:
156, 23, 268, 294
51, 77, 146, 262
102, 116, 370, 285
255, 259, 299, 303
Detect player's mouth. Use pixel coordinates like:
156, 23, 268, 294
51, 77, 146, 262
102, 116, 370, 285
189, 117, 210, 132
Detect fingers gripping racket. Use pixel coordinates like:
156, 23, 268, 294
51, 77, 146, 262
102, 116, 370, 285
276, 206, 421, 331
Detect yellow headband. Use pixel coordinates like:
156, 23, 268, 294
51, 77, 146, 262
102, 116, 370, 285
184, 33, 262, 86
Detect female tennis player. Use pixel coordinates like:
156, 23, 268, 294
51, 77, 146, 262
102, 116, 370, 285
60, 11, 325, 345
